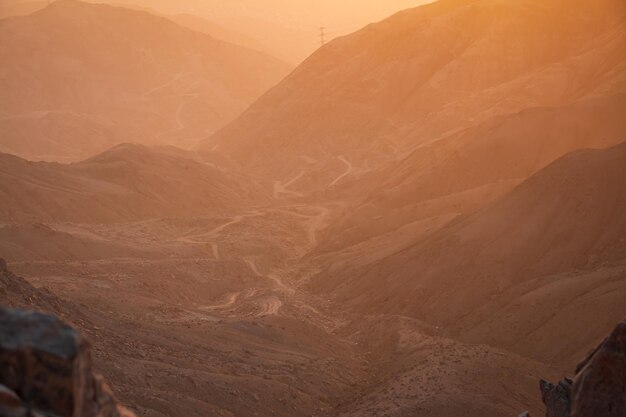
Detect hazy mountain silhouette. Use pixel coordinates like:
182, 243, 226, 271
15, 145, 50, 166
0, 144, 268, 223
164, 13, 283, 63
0, 0, 47, 18
200, 0, 625, 188
0, 0, 290, 162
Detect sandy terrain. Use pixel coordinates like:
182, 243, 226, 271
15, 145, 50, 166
4, 143, 621, 416
2, 196, 558, 416
1, 1, 625, 416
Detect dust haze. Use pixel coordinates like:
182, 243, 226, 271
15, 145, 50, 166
0, 1, 625, 417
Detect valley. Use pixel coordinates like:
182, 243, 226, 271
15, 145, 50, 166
0, 0, 291, 162
1, 0, 625, 416
3, 186, 562, 417
7, 141, 623, 417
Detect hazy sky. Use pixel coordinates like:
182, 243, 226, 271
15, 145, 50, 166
111, 0, 433, 61
108, 0, 432, 29
2, 0, 432, 63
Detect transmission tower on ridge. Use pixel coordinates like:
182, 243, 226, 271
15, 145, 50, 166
319, 26, 326, 46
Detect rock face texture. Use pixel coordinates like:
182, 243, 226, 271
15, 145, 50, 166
571, 320, 626, 417
540, 378, 572, 417
0, 307, 135, 417
532, 319, 625, 417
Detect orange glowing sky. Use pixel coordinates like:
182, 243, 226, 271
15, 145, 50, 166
107, 0, 432, 28
109, 0, 433, 57
1, 0, 433, 62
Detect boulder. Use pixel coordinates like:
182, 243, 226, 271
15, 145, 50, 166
571, 320, 626, 417
539, 378, 572, 417
0, 383, 48, 417
0, 384, 22, 413
0, 307, 135, 417
526, 319, 625, 417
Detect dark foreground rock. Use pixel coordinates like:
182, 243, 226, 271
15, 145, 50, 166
523, 319, 625, 417
539, 378, 572, 417
0, 307, 135, 417
571, 320, 626, 417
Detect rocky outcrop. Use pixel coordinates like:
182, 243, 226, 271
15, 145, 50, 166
571, 320, 626, 417
524, 319, 625, 417
0, 307, 135, 417
539, 378, 572, 417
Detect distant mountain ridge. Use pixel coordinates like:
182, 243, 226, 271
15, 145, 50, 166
0, 144, 269, 223
199, 0, 626, 188
0, 0, 291, 162
165, 13, 283, 62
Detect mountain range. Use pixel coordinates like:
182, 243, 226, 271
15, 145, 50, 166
0, 0, 290, 161
0, 0, 624, 416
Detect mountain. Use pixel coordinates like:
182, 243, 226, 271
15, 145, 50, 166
0, 1, 46, 18
0, 144, 269, 223
319, 94, 626, 252
311, 141, 626, 366
0, 0, 291, 162
74, 0, 434, 65
199, 0, 626, 188
165, 13, 279, 60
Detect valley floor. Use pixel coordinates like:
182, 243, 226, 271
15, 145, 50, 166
6, 199, 561, 417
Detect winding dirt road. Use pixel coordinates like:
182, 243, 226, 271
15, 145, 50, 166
330, 156, 353, 186
200, 291, 241, 311
175, 210, 266, 258
306, 206, 330, 246
273, 171, 305, 198
143, 72, 187, 97
172, 197, 333, 320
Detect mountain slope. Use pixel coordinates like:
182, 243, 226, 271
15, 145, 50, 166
0, 0, 291, 161
200, 0, 626, 187
319, 94, 626, 253
0, 144, 269, 223
0, 0, 46, 18
165, 13, 279, 61
311, 141, 626, 365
